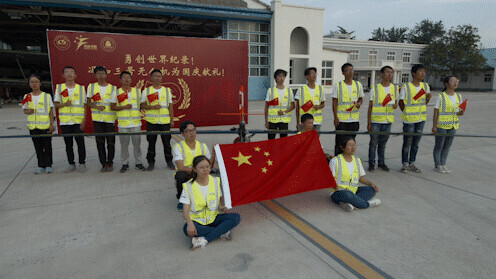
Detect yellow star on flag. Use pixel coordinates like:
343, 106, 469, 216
232, 152, 252, 167
254, 147, 261, 152
267, 160, 273, 166
261, 167, 268, 174
264, 151, 270, 157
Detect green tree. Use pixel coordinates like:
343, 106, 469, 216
424, 25, 487, 77
369, 27, 409, 43
324, 26, 356, 39
409, 19, 445, 44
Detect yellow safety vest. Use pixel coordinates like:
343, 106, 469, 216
401, 82, 429, 123
26, 92, 51, 130
57, 83, 85, 124
336, 80, 362, 122
267, 87, 293, 123
88, 82, 117, 123
174, 140, 208, 169
143, 86, 171, 124
332, 154, 361, 194
115, 87, 142, 127
184, 175, 221, 225
299, 85, 324, 124
437, 91, 462, 130
371, 83, 398, 123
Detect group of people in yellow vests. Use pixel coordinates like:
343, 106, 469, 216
22, 62, 463, 249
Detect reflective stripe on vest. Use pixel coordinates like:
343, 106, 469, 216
332, 154, 361, 194
401, 82, 428, 122
370, 84, 397, 123
176, 140, 208, 169
268, 87, 292, 123
299, 85, 324, 123
336, 80, 361, 121
89, 83, 117, 123
144, 86, 171, 124
27, 92, 51, 130
115, 87, 142, 127
57, 83, 85, 124
184, 176, 220, 225
437, 92, 461, 130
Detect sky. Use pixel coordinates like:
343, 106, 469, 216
259, 0, 496, 48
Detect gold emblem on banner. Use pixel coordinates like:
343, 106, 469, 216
178, 78, 191, 110
100, 37, 116, 52
54, 35, 71, 51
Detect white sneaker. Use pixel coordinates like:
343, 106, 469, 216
78, 164, 87, 173
45, 167, 53, 173
190, 236, 208, 250
339, 202, 354, 212
368, 198, 381, 208
64, 164, 76, 173
400, 164, 409, 173
434, 166, 445, 173
441, 165, 451, 173
409, 164, 421, 173
220, 230, 232, 240
34, 167, 45, 174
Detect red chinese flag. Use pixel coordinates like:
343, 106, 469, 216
301, 100, 314, 112
22, 94, 32, 105
215, 130, 336, 208
459, 99, 468, 111
60, 89, 69, 98
267, 98, 279, 106
382, 94, 392, 107
346, 102, 356, 112
117, 92, 128, 103
413, 88, 426, 101
91, 93, 102, 102
147, 92, 159, 103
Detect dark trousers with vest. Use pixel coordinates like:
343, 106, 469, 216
93, 121, 116, 166
61, 124, 86, 165
268, 122, 289, 139
30, 128, 53, 168
175, 171, 192, 199
146, 122, 172, 164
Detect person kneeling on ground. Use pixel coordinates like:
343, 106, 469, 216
299, 113, 333, 161
180, 155, 241, 250
329, 137, 381, 212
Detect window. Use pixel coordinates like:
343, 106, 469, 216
387, 51, 395, 61
289, 60, 294, 84
349, 50, 359, 61
321, 61, 333, 86
419, 53, 425, 63
401, 73, 410, 83
369, 50, 378, 66
403, 52, 411, 63
484, 74, 492, 82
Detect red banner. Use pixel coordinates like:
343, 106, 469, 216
47, 30, 248, 131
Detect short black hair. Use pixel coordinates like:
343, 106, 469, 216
380, 66, 393, 73
300, 113, 314, 123
274, 69, 288, 79
411, 64, 425, 77
28, 74, 42, 83
341, 63, 353, 73
120, 71, 132, 78
93, 66, 107, 74
180, 120, 196, 133
304, 67, 317, 76
62, 66, 76, 74
150, 69, 162, 76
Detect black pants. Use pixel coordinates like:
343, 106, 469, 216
175, 171, 192, 199
335, 121, 359, 156
30, 129, 53, 168
61, 124, 86, 165
93, 121, 116, 166
268, 122, 289, 139
146, 122, 172, 164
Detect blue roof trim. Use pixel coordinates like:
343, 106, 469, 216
0, 0, 272, 21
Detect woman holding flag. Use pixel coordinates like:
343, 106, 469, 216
432, 76, 465, 173
180, 155, 240, 250
22, 74, 55, 174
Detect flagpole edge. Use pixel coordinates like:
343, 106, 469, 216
215, 144, 233, 209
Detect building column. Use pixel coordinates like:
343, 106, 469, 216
371, 70, 376, 87
493, 67, 496, 91
393, 71, 398, 84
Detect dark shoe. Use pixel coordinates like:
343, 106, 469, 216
167, 161, 176, 170
136, 164, 146, 171
120, 164, 129, 173
177, 203, 183, 212
147, 162, 155, 171
378, 164, 389, 171
368, 163, 375, 172
100, 164, 107, 173
107, 163, 113, 172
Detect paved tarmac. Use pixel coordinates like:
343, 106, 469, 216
1, 91, 495, 278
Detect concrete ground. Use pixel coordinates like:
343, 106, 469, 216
1, 91, 495, 278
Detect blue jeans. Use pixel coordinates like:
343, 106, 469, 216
331, 186, 376, 209
368, 123, 391, 165
183, 213, 241, 242
402, 121, 425, 164
433, 128, 456, 166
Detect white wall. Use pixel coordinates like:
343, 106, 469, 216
321, 49, 348, 95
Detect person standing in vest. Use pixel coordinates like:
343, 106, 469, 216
86, 66, 117, 172
180, 155, 241, 250
53, 66, 87, 173
367, 66, 398, 172
295, 67, 325, 131
332, 63, 364, 156
329, 137, 381, 212
110, 71, 146, 173
399, 64, 432, 173
173, 120, 212, 211
264, 69, 295, 139
432, 76, 464, 173
22, 74, 55, 174
140, 69, 175, 171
